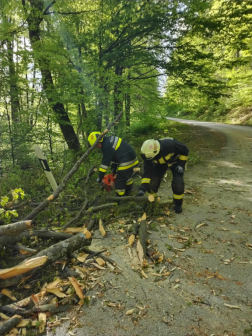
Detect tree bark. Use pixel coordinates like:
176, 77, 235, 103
25, 0, 80, 151
0, 220, 32, 236
0, 232, 92, 288
7, 39, 20, 122
0, 230, 73, 250
0, 315, 22, 335
139, 219, 147, 258
125, 70, 131, 131
114, 66, 123, 130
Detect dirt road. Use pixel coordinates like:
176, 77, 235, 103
49, 119, 252, 336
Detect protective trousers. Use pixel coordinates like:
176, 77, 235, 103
146, 163, 185, 206
115, 167, 134, 196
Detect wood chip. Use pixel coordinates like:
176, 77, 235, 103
46, 288, 67, 298
69, 277, 84, 299
46, 278, 61, 289
148, 195, 155, 202
126, 309, 135, 315
95, 258, 106, 267
91, 263, 106, 270
128, 234, 135, 246
99, 219, 106, 236
1, 288, 17, 301
136, 305, 145, 311
196, 222, 207, 229
16, 319, 32, 327
83, 228, 92, 239
224, 303, 242, 310
38, 313, 46, 333
0, 312, 9, 320
141, 270, 148, 279
77, 252, 89, 263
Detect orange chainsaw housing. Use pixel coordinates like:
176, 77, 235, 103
102, 174, 116, 192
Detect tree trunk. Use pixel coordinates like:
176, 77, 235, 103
125, 71, 131, 132
114, 66, 123, 130
25, 0, 80, 151
7, 39, 20, 122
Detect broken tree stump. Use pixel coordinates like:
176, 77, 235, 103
139, 218, 147, 258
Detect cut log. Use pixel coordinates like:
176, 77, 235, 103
87, 218, 96, 231
23, 113, 123, 221
0, 230, 72, 250
0, 220, 32, 236
0, 315, 22, 335
0, 232, 92, 288
106, 196, 148, 202
138, 218, 147, 259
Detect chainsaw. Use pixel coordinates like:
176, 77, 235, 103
101, 173, 116, 192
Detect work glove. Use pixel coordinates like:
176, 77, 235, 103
136, 190, 145, 197
175, 165, 184, 174
97, 177, 102, 183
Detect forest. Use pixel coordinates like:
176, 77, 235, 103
0, 0, 252, 335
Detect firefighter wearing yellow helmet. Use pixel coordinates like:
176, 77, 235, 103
88, 132, 138, 197
137, 138, 189, 214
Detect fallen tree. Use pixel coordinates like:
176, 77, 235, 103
0, 230, 73, 250
0, 231, 92, 287
23, 112, 123, 221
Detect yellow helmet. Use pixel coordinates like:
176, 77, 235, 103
88, 132, 103, 146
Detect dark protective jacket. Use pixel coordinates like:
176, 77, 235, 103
98, 136, 138, 180
140, 138, 189, 191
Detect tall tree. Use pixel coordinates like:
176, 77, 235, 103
23, 0, 80, 151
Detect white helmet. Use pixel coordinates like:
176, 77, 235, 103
141, 139, 160, 159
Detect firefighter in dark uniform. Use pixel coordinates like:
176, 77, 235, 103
137, 138, 189, 213
88, 132, 139, 196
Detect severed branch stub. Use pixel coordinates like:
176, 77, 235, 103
0, 220, 32, 236
23, 112, 123, 221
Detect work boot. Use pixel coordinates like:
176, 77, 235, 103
174, 205, 182, 214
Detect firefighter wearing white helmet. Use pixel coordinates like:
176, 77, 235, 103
140, 140, 160, 159
137, 137, 189, 214
88, 132, 139, 197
